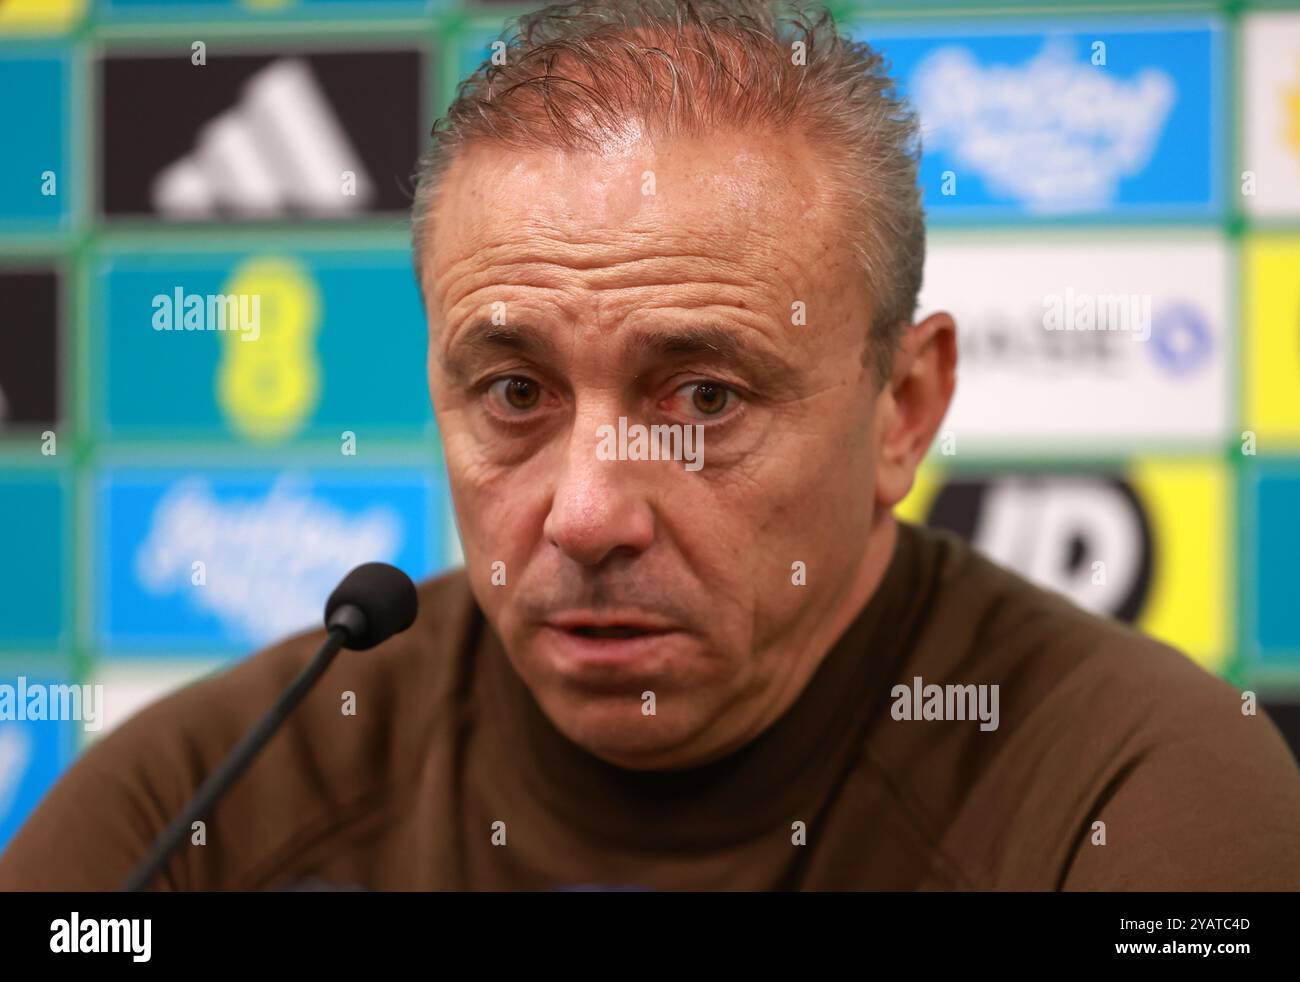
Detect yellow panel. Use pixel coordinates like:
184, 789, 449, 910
895, 459, 1228, 671
1128, 457, 1229, 671
1243, 235, 1300, 444
0, 0, 84, 32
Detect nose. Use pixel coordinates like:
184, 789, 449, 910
543, 411, 656, 567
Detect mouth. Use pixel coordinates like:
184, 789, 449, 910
545, 611, 677, 641
537, 613, 686, 677
566, 624, 668, 641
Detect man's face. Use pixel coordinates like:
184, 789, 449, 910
423, 129, 892, 769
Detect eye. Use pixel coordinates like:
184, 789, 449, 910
487, 376, 543, 414
670, 380, 737, 420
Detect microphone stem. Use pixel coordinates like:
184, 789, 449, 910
120, 625, 350, 892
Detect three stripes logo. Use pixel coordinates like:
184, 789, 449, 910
99, 47, 425, 220
152, 59, 375, 218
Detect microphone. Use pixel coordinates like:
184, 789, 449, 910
120, 562, 418, 892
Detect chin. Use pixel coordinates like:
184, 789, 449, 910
542, 689, 706, 769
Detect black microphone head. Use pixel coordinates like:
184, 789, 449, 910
324, 562, 418, 650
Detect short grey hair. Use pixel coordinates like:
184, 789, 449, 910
411, 0, 924, 379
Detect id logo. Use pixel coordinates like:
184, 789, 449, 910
899, 458, 1229, 671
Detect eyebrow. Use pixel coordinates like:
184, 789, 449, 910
625, 325, 796, 386
441, 320, 559, 383
441, 319, 796, 389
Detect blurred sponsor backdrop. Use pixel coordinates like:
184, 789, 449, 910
0, 0, 1298, 848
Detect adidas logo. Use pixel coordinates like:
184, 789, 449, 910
151, 58, 375, 218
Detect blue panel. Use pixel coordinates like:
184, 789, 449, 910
98, 250, 434, 439
0, 472, 67, 647
1254, 469, 1300, 660
0, 53, 71, 230
95, 467, 448, 653
0, 674, 77, 851
846, 17, 1223, 219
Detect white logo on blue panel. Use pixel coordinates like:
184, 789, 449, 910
912, 40, 1174, 211
97, 469, 447, 653
850, 19, 1223, 217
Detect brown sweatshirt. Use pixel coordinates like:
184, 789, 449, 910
2, 521, 1298, 891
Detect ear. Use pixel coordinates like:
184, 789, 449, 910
874, 311, 957, 509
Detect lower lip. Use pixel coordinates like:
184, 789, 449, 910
538, 625, 684, 679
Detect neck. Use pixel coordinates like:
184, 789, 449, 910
804, 510, 899, 679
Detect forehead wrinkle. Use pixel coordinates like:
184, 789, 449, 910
430, 182, 831, 307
